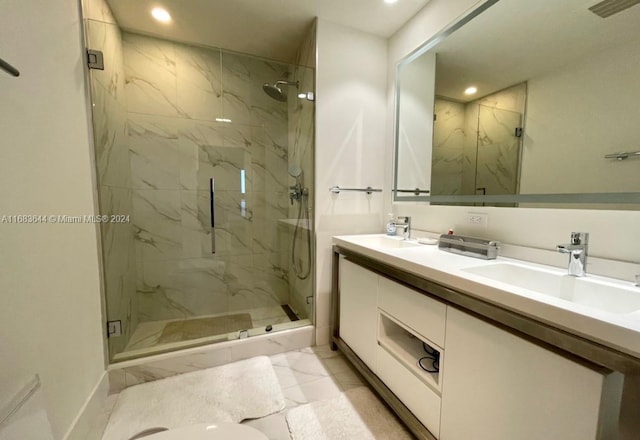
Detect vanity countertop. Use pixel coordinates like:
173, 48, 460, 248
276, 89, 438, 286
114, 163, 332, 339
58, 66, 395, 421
333, 234, 640, 360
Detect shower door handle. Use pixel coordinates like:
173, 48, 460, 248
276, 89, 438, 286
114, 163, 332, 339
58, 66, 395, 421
210, 178, 216, 254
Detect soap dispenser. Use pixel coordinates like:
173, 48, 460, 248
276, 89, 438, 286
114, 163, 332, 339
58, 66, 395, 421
386, 213, 397, 236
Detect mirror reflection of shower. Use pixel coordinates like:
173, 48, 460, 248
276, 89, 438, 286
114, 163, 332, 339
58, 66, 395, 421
288, 165, 311, 280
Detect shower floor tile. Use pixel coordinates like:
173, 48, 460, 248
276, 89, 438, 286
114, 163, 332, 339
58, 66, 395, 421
122, 305, 293, 354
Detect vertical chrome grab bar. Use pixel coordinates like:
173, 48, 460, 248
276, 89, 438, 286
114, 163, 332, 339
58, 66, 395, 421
210, 178, 216, 254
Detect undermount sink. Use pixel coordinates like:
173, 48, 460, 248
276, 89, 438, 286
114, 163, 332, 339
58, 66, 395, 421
352, 235, 422, 249
463, 263, 640, 314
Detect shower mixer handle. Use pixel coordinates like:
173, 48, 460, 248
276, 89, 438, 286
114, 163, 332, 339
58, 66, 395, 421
289, 183, 307, 205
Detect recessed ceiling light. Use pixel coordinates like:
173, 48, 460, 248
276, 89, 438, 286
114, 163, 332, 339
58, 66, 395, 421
384, 0, 398, 4
464, 86, 478, 95
151, 7, 171, 23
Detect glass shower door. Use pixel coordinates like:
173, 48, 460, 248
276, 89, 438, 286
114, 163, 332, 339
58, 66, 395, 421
474, 105, 522, 197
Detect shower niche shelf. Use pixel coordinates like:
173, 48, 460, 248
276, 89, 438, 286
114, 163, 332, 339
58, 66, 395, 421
378, 310, 443, 394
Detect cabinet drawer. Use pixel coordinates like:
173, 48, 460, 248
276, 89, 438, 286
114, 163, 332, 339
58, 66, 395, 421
377, 345, 441, 438
378, 276, 446, 347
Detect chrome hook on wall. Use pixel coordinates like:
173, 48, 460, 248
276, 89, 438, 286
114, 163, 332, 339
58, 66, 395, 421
0, 57, 20, 77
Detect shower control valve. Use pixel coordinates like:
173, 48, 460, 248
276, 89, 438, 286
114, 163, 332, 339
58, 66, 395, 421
289, 183, 305, 205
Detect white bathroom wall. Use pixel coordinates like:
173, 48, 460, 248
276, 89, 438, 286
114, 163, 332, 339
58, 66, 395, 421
396, 52, 435, 194
520, 35, 640, 194
315, 19, 388, 344
385, 0, 640, 270
384, 0, 489, 213
0, 0, 106, 438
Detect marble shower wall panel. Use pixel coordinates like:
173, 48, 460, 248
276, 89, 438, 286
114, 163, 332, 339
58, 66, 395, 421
132, 189, 182, 263
86, 15, 138, 356
86, 19, 126, 106
128, 114, 181, 190
476, 105, 521, 195
432, 99, 465, 195
99, 185, 138, 354
136, 257, 230, 321
462, 84, 526, 195
221, 51, 290, 127
285, 22, 316, 321
176, 45, 223, 120
122, 33, 182, 118
121, 33, 294, 323
87, 21, 130, 189
252, 192, 289, 255
476, 83, 527, 114
82, 0, 118, 24
90, 79, 130, 189
462, 103, 480, 195
294, 20, 317, 69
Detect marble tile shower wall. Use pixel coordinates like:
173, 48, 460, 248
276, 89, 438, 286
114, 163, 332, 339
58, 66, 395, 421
286, 22, 316, 320
432, 99, 465, 195
432, 85, 525, 197
86, 17, 138, 356
122, 32, 295, 324
461, 85, 525, 195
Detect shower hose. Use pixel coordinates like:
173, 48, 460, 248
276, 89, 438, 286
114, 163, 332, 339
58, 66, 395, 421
291, 192, 311, 280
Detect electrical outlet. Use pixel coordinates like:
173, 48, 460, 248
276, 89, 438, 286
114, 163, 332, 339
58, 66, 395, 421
467, 212, 488, 227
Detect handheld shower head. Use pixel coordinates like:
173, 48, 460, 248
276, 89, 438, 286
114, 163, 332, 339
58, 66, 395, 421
262, 80, 299, 102
288, 165, 302, 178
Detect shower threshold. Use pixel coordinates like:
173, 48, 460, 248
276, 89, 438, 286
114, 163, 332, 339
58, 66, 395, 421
112, 305, 307, 363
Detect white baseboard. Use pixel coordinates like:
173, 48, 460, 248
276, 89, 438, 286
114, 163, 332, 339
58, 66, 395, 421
63, 372, 109, 440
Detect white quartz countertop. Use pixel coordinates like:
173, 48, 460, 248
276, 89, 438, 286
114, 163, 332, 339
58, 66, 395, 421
333, 234, 640, 360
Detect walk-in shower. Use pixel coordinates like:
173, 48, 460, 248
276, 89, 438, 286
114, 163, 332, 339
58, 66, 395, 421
83, 10, 315, 362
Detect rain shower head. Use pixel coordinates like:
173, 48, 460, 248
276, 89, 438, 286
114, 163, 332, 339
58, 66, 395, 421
262, 80, 299, 102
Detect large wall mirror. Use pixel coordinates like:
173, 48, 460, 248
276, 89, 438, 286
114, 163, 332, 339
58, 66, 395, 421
393, 0, 640, 208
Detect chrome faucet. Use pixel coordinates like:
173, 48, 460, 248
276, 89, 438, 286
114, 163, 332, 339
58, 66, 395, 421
396, 216, 411, 240
556, 232, 589, 277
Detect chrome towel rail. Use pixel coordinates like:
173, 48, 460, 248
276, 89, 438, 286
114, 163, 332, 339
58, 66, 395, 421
394, 188, 430, 195
604, 151, 640, 160
0, 57, 20, 77
329, 186, 382, 195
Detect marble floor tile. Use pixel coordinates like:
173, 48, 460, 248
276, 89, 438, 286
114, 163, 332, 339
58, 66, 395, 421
242, 413, 291, 440
100, 345, 383, 440
87, 394, 118, 440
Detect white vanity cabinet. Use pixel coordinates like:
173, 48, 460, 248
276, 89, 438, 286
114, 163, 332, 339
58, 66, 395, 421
338, 258, 379, 370
440, 307, 617, 440
339, 259, 447, 437
336, 254, 622, 440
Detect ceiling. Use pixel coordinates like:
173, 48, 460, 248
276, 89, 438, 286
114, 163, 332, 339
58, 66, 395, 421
107, 0, 431, 63
432, 0, 640, 102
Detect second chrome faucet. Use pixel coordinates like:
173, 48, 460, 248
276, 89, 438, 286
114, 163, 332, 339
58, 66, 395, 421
395, 216, 411, 240
557, 232, 589, 277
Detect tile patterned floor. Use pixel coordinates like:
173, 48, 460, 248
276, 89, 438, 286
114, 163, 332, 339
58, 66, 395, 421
242, 345, 370, 439
98, 345, 406, 440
